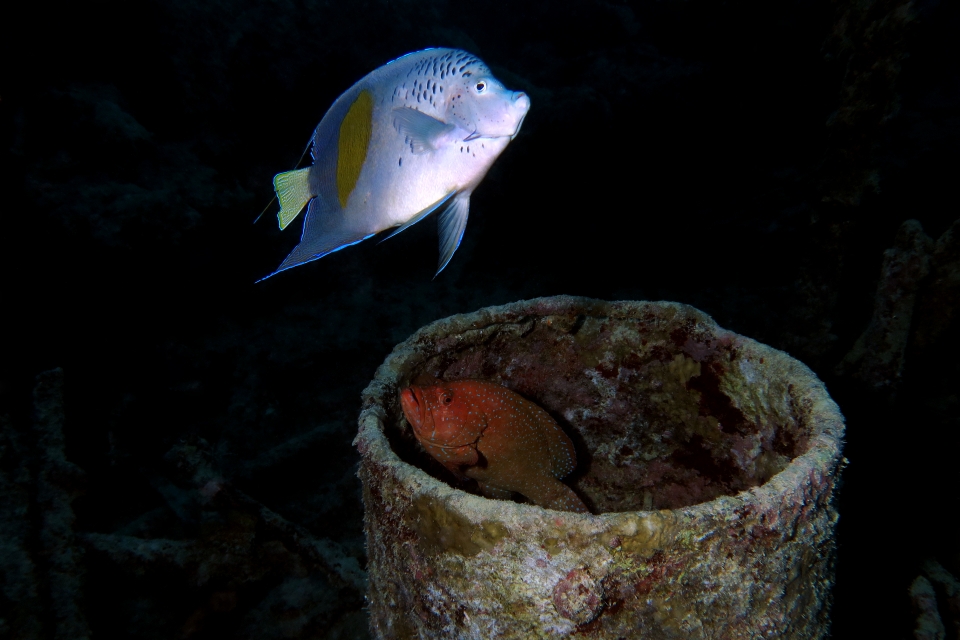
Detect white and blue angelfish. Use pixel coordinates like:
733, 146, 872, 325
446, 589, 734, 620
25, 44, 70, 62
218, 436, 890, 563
260, 48, 531, 280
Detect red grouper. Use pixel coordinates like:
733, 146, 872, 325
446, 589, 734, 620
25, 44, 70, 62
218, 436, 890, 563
400, 380, 589, 513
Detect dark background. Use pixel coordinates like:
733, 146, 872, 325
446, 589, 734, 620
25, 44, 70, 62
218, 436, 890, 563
2, 0, 958, 637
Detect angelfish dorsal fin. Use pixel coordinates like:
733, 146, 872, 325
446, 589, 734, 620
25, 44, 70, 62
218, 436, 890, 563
392, 107, 455, 154
337, 90, 374, 208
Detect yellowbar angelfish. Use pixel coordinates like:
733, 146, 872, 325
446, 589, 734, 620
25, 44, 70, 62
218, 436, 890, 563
260, 48, 531, 280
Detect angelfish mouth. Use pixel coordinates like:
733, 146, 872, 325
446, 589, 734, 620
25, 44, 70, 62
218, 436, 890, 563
464, 117, 527, 142
511, 91, 530, 139
510, 112, 527, 139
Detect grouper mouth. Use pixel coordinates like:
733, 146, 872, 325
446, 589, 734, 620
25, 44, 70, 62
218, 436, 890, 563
399, 386, 481, 449
400, 387, 426, 435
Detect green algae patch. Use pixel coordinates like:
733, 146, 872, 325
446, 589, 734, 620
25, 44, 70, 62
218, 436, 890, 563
407, 494, 508, 556
617, 511, 679, 557
542, 536, 562, 555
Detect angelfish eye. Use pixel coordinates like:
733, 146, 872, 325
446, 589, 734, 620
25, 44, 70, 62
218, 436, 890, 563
475, 81, 486, 93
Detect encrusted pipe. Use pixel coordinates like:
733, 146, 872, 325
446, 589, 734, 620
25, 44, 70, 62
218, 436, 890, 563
355, 296, 845, 639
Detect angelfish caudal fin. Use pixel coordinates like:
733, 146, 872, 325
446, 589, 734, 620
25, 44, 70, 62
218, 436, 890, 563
273, 168, 313, 230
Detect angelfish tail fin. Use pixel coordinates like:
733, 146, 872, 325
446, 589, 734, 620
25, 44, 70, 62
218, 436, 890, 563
273, 168, 313, 230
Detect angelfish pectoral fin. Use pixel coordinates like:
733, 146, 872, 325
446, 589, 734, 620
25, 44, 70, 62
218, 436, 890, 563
392, 107, 456, 154
435, 193, 471, 276
273, 168, 313, 230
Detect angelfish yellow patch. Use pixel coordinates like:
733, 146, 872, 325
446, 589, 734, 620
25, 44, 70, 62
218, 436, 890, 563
337, 90, 374, 208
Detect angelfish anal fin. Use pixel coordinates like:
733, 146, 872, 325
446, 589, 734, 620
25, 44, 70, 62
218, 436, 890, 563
255, 197, 374, 282
392, 107, 456, 154
436, 192, 471, 276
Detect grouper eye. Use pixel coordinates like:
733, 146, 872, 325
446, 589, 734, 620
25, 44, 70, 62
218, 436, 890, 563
475, 81, 486, 93
441, 392, 453, 405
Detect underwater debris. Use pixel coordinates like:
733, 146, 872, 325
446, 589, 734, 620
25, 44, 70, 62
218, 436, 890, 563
0, 369, 91, 639
821, 0, 915, 207
74, 432, 369, 638
918, 560, 960, 639
1, 368, 367, 638
910, 576, 946, 640
913, 217, 960, 355
34, 369, 92, 640
85, 436, 367, 596
0, 408, 43, 638
167, 437, 368, 592
836, 219, 933, 393
779, 0, 917, 368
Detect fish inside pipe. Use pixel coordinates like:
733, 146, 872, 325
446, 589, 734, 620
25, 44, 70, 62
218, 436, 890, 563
400, 380, 589, 514
259, 49, 531, 280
